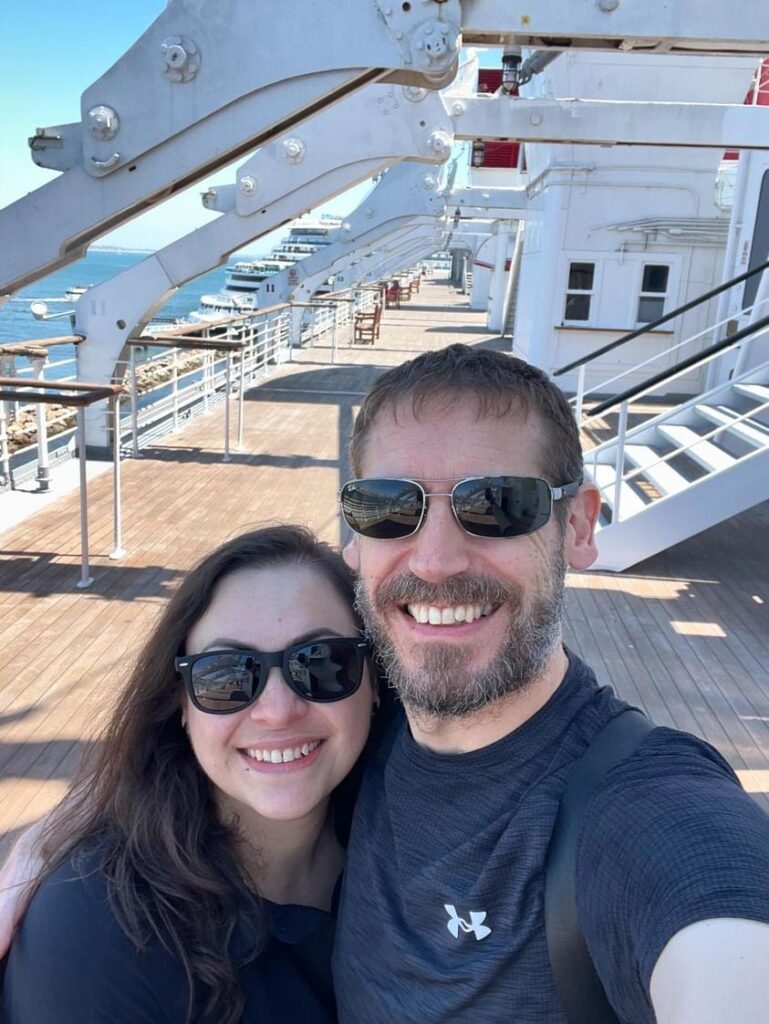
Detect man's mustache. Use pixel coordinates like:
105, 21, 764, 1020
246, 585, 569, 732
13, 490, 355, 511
370, 573, 522, 612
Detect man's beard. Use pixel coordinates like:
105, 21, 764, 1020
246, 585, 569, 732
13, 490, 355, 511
354, 551, 566, 719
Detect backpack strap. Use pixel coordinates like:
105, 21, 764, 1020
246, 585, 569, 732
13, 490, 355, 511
545, 709, 654, 1024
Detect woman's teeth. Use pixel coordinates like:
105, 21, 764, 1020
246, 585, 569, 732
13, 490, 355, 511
245, 740, 321, 763
406, 603, 494, 625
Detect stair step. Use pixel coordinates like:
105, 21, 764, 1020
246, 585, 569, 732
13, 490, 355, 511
734, 383, 769, 404
657, 424, 736, 474
624, 444, 689, 496
586, 462, 648, 519
695, 404, 769, 448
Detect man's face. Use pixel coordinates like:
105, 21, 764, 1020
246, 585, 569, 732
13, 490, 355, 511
345, 398, 593, 718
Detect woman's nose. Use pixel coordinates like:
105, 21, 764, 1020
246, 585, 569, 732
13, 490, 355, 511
248, 668, 308, 726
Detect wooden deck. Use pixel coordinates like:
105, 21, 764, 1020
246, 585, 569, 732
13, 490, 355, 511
0, 280, 767, 856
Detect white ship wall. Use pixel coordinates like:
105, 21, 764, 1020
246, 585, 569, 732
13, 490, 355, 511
510, 51, 757, 396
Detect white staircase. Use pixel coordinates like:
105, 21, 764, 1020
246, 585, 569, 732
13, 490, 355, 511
584, 360, 769, 571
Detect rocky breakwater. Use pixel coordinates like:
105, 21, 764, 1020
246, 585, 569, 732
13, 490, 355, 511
4, 350, 204, 454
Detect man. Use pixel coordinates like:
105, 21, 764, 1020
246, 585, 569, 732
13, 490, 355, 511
333, 343, 769, 1023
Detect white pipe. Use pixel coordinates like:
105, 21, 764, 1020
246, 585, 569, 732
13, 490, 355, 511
612, 401, 629, 524
237, 348, 245, 450
171, 347, 179, 432
223, 354, 232, 463
0, 400, 10, 488
110, 393, 126, 560
130, 346, 140, 456
33, 357, 50, 492
75, 409, 94, 590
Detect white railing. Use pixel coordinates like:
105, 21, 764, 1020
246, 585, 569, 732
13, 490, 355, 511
573, 294, 769, 422
586, 336, 769, 523
0, 288, 375, 491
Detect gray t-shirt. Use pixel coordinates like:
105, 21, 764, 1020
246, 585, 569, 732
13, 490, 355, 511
333, 655, 769, 1023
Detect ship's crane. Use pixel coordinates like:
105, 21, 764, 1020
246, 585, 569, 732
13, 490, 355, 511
258, 162, 527, 311
3, 0, 769, 302
74, 81, 454, 413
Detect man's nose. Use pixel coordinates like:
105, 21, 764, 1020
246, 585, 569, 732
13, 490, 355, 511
248, 668, 308, 726
407, 494, 472, 583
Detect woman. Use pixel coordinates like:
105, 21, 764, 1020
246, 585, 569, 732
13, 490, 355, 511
1, 525, 380, 1024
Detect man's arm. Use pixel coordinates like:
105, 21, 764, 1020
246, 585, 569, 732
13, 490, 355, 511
0, 821, 46, 956
650, 918, 769, 1024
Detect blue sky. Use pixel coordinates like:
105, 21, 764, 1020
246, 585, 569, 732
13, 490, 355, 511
1, 1, 492, 254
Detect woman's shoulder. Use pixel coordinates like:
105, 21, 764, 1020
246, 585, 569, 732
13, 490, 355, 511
3, 843, 186, 1023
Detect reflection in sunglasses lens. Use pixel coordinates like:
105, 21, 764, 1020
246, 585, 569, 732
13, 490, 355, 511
289, 641, 358, 699
342, 479, 423, 539
192, 653, 259, 711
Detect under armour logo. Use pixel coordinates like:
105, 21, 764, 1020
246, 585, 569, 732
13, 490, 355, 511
444, 904, 492, 941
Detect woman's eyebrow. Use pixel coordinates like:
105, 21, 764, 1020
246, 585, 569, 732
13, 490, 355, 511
201, 628, 348, 653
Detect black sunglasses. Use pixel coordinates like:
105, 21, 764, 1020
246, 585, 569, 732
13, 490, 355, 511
340, 476, 581, 541
175, 637, 369, 715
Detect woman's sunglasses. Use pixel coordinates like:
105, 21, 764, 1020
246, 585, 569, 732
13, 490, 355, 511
175, 637, 369, 714
340, 476, 581, 541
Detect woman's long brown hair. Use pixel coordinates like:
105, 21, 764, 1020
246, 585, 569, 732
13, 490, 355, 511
35, 524, 364, 1024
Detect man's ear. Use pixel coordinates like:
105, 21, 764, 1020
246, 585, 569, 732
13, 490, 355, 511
343, 533, 360, 571
564, 483, 601, 571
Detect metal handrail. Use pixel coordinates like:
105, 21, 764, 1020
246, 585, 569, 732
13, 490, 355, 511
574, 295, 769, 407
590, 394, 769, 502
583, 312, 769, 421
553, 255, 769, 378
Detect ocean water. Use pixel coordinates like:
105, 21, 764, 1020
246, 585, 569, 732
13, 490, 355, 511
0, 249, 241, 375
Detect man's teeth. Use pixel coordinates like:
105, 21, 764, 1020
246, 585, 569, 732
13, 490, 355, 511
245, 740, 321, 763
406, 603, 494, 625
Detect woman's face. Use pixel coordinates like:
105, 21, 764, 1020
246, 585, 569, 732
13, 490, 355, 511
184, 563, 374, 825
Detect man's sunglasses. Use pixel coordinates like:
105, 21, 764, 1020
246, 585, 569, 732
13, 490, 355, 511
340, 476, 581, 541
175, 637, 369, 714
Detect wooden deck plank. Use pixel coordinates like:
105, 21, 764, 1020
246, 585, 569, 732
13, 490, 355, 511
1, 280, 768, 854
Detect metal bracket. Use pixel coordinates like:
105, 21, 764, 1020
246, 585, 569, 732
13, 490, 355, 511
375, 0, 462, 74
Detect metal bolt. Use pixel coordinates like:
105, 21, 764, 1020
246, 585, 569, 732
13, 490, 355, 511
161, 36, 200, 83
530, 112, 543, 125
403, 86, 428, 102
451, 100, 465, 116
427, 129, 452, 159
598, 0, 619, 9
87, 105, 120, 141
239, 176, 257, 194
201, 188, 217, 207
282, 138, 306, 164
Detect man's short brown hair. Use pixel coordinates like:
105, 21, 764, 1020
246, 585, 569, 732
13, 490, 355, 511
350, 344, 583, 506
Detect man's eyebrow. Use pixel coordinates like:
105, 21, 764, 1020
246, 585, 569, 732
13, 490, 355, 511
201, 627, 349, 652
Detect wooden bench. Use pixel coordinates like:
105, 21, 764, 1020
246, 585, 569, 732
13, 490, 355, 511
353, 301, 382, 344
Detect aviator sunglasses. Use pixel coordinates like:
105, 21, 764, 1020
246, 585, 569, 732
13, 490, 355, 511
340, 475, 582, 541
175, 637, 369, 714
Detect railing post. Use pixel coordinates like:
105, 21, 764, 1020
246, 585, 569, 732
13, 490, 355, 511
331, 304, 338, 365
130, 346, 140, 456
75, 408, 94, 590
171, 347, 179, 431
237, 348, 245, 451
575, 365, 586, 425
612, 400, 629, 524
223, 352, 232, 463
110, 393, 126, 560
203, 349, 212, 413
0, 400, 11, 490
32, 356, 51, 492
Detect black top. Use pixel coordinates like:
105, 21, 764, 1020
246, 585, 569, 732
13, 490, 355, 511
334, 654, 769, 1023
1, 849, 336, 1023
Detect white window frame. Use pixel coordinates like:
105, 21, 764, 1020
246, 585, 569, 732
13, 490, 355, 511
635, 262, 672, 326
562, 259, 599, 325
